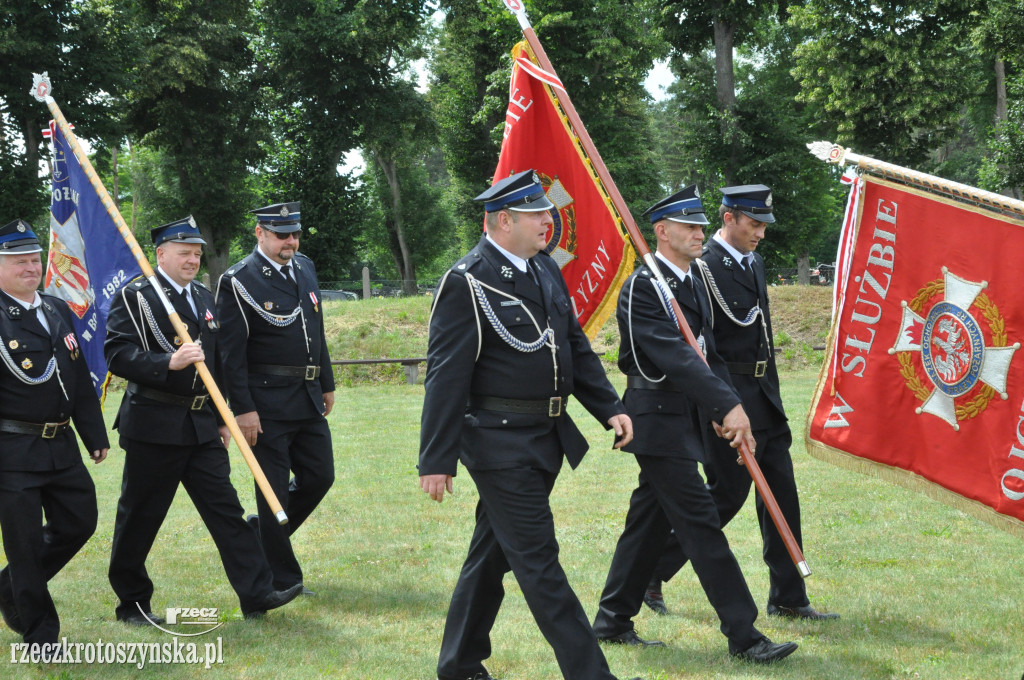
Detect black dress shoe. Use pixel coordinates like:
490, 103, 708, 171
732, 638, 798, 663
597, 629, 666, 647
767, 603, 840, 620
0, 577, 25, 635
117, 610, 166, 626
243, 583, 304, 619
642, 584, 668, 616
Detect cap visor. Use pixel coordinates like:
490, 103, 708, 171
740, 209, 775, 224
508, 197, 555, 212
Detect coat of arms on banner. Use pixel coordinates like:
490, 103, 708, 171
890, 268, 1019, 431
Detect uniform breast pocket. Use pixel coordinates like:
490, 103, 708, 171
552, 294, 571, 319
6, 341, 46, 374
493, 304, 537, 337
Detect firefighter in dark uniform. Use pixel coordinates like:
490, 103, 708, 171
215, 202, 334, 593
418, 171, 638, 680
591, 187, 797, 664
645, 185, 839, 621
106, 217, 303, 624
0, 219, 108, 652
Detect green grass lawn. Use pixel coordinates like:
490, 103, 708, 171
3, 296, 1022, 679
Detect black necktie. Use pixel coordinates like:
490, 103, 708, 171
281, 265, 298, 291
180, 288, 196, 318
526, 260, 540, 287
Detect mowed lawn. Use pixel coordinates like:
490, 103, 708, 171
1, 296, 1021, 679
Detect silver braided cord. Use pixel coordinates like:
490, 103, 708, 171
466, 275, 554, 353
694, 258, 772, 355
626, 276, 667, 384
231, 277, 303, 328
138, 294, 178, 353
466, 273, 558, 392
0, 334, 58, 385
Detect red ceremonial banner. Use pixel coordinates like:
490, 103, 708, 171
493, 42, 634, 338
807, 174, 1024, 536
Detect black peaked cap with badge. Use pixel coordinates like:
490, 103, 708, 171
642, 184, 709, 225
252, 202, 301, 233
150, 215, 206, 247
0, 219, 43, 254
719, 184, 775, 223
474, 170, 554, 213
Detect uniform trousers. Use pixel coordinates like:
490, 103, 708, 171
250, 415, 334, 589
593, 455, 762, 654
653, 424, 808, 607
0, 463, 97, 644
108, 436, 273, 617
437, 466, 616, 680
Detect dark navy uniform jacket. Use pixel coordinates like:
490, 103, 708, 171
698, 239, 786, 429
215, 248, 334, 421
419, 236, 624, 477
0, 290, 108, 471
616, 261, 739, 461
105, 273, 223, 446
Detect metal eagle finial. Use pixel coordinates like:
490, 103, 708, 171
807, 141, 848, 166
30, 72, 52, 102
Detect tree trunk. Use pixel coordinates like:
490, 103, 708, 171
994, 56, 1021, 200
374, 152, 417, 296
995, 56, 1007, 124
713, 16, 739, 185
111, 145, 119, 209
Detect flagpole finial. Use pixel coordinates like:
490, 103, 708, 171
501, 0, 531, 29
30, 73, 52, 102
807, 140, 849, 166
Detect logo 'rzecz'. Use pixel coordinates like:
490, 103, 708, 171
890, 268, 1020, 430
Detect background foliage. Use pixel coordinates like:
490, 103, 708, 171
1, 0, 1021, 284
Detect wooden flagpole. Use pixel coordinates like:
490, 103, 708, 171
31, 72, 289, 525
808, 141, 1024, 218
502, 2, 810, 577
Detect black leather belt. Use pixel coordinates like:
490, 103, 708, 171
626, 375, 679, 392
250, 364, 321, 381
127, 383, 210, 410
0, 418, 71, 439
470, 395, 564, 417
727, 361, 768, 377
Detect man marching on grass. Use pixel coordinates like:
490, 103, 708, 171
591, 186, 798, 664
105, 217, 302, 624
216, 202, 335, 595
0, 219, 108, 656
644, 185, 839, 622
418, 170, 643, 680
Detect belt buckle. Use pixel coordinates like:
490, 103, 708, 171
754, 361, 767, 378
41, 422, 59, 439
191, 395, 208, 410
304, 365, 319, 381
548, 396, 563, 418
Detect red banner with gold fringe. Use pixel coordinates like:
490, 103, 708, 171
807, 173, 1024, 536
492, 42, 633, 339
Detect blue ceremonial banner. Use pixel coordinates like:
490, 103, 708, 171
44, 120, 140, 396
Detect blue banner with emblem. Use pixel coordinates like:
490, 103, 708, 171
43, 120, 140, 396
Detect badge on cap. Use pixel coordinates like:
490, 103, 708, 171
765, 193, 772, 207
21, 358, 32, 369
280, 206, 290, 217
17, 223, 26, 233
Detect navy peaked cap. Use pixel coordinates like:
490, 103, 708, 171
0, 219, 42, 254
642, 184, 709, 225
252, 202, 301, 233
474, 170, 554, 213
720, 184, 775, 223
151, 215, 206, 246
